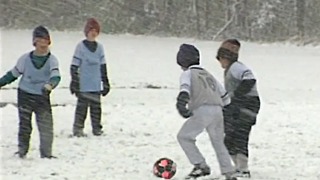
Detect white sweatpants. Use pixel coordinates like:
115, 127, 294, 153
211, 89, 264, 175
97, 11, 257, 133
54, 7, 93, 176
177, 105, 235, 174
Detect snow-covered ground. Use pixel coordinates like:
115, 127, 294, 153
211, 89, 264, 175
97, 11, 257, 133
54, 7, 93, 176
0, 30, 320, 180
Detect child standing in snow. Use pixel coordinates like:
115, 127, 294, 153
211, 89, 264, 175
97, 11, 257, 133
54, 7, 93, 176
70, 18, 110, 137
0, 26, 61, 159
216, 39, 261, 177
175, 44, 237, 180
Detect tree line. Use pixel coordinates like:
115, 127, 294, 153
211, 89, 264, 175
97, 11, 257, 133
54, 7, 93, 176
1, 0, 319, 44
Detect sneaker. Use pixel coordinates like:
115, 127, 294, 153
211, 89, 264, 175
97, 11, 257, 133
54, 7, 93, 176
235, 170, 251, 178
73, 129, 87, 137
14, 151, 27, 159
93, 129, 103, 136
224, 172, 238, 180
41, 155, 58, 159
185, 164, 211, 179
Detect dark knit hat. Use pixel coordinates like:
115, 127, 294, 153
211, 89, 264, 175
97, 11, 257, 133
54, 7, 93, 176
216, 39, 240, 62
32, 25, 51, 45
84, 18, 100, 36
177, 44, 200, 68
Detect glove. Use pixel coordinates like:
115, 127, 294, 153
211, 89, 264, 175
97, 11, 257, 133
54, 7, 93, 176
42, 84, 53, 95
176, 91, 193, 118
70, 80, 79, 97
70, 65, 80, 97
100, 64, 110, 97
101, 82, 110, 96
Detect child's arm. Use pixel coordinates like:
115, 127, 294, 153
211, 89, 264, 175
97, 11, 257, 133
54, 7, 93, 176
42, 56, 61, 95
100, 45, 110, 96
69, 44, 82, 95
233, 70, 256, 97
176, 70, 192, 118
0, 71, 18, 87
48, 56, 61, 89
0, 56, 25, 88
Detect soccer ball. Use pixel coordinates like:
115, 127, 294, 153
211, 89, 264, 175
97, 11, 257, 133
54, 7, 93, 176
153, 157, 177, 179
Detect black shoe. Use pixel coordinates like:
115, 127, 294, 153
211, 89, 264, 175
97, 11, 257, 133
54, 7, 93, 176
224, 172, 238, 180
185, 165, 211, 179
93, 129, 103, 136
235, 170, 251, 178
14, 151, 27, 159
73, 129, 87, 137
41, 155, 58, 159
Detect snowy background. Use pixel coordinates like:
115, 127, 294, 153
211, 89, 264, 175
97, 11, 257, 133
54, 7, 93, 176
0, 30, 320, 180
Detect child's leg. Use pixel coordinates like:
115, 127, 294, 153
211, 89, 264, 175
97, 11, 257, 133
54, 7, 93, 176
17, 89, 34, 156
223, 104, 239, 159
34, 95, 53, 158
89, 92, 102, 134
73, 92, 89, 134
206, 106, 235, 174
233, 120, 252, 171
224, 121, 237, 163
177, 107, 210, 166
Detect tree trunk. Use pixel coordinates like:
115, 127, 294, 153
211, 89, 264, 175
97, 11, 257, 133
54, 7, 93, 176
127, 0, 145, 34
195, 0, 201, 38
296, 0, 305, 41
205, 0, 210, 30
226, 0, 232, 21
238, 0, 248, 39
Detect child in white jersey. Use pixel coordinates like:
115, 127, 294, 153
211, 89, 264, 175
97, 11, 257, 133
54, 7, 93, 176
176, 44, 237, 180
216, 39, 261, 178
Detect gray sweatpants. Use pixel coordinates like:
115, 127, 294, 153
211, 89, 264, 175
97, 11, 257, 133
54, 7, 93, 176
177, 105, 235, 174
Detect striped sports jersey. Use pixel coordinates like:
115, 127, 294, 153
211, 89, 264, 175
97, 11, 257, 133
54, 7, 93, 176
179, 65, 230, 111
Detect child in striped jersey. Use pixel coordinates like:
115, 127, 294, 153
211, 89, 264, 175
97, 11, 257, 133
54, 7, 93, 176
0, 26, 61, 159
70, 18, 110, 137
216, 39, 261, 178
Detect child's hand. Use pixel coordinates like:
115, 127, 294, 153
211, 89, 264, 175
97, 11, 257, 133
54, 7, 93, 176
101, 83, 110, 96
176, 91, 192, 119
42, 84, 53, 95
70, 80, 79, 97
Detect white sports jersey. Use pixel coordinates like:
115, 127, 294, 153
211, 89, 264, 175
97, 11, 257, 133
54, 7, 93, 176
224, 61, 259, 97
179, 65, 230, 111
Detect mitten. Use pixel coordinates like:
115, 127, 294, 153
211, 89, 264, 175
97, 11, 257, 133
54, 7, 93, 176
101, 82, 110, 96
70, 65, 80, 96
70, 80, 79, 96
100, 64, 110, 97
176, 91, 193, 118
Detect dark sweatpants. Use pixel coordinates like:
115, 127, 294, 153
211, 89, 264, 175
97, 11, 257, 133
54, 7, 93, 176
224, 96, 260, 157
17, 89, 53, 157
73, 92, 102, 133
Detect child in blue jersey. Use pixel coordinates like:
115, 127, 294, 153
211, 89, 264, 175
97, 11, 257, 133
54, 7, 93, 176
0, 26, 61, 159
216, 39, 261, 178
70, 18, 110, 137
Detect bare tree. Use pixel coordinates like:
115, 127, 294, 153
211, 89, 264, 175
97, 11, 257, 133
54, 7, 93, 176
296, 0, 305, 41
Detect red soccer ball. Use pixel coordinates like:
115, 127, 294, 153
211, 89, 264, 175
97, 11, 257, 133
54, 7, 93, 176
153, 157, 177, 179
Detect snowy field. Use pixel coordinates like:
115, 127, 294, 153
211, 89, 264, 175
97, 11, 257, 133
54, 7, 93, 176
0, 30, 320, 180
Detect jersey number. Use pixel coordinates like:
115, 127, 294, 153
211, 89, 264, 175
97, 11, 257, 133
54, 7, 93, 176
198, 75, 216, 92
